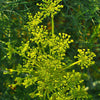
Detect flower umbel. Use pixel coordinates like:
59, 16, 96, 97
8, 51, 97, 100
74, 49, 96, 69
37, 0, 63, 17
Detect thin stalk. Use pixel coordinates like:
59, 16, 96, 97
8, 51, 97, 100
43, 90, 47, 100
51, 14, 54, 34
61, 60, 81, 72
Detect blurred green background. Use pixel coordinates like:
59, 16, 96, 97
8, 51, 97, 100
0, 0, 100, 100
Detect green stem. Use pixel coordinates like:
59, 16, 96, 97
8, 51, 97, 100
67, 60, 81, 68
51, 14, 54, 34
61, 60, 81, 72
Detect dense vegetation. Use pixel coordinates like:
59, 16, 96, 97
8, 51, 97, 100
0, 0, 100, 100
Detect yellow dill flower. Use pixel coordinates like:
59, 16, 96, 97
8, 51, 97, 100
74, 49, 96, 69
37, 0, 63, 17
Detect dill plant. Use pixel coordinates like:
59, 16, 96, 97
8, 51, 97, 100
3, 0, 96, 99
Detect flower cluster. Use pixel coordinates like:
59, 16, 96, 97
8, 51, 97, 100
74, 49, 96, 69
26, 11, 44, 29
26, 0, 63, 29
37, 0, 63, 17
3, 0, 96, 99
